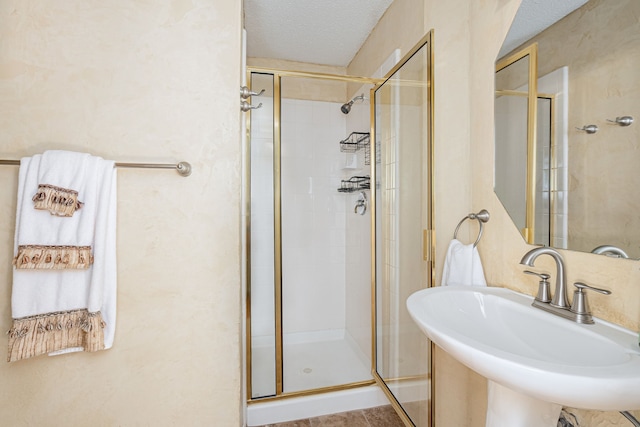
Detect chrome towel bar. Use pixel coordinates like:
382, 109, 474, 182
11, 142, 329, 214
0, 159, 192, 177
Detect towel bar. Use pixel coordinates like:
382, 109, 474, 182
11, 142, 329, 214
0, 159, 192, 177
453, 209, 490, 247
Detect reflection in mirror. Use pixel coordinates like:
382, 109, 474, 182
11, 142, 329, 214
495, 45, 537, 243
494, 0, 640, 259
535, 96, 552, 246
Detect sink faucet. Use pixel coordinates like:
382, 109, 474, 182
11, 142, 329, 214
519, 247, 569, 309
520, 247, 612, 324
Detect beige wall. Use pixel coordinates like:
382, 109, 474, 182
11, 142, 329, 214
352, 0, 640, 426
0, 1, 243, 426
247, 57, 347, 102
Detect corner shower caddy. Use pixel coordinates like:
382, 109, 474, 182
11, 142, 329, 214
338, 132, 371, 193
340, 131, 370, 166
337, 175, 370, 193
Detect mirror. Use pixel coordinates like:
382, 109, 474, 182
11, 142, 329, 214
494, 0, 640, 259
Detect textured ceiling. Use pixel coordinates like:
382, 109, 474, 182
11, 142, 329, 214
499, 0, 589, 58
245, 0, 591, 67
244, 0, 394, 67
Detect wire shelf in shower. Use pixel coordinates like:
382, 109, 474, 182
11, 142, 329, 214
338, 175, 370, 193
340, 132, 370, 166
339, 132, 369, 152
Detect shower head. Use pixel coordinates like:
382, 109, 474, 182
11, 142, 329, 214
340, 94, 365, 114
341, 102, 353, 114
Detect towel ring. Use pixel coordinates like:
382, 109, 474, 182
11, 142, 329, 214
453, 209, 490, 247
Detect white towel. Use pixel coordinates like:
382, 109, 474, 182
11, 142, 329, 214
441, 239, 487, 287
31, 150, 93, 217
7, 151, 117, 362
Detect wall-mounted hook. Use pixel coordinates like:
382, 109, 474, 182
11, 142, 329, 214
241, 100, 263, 112
606, 116, 634, 127
240, 86, 266, 99
576, 125, 598, 134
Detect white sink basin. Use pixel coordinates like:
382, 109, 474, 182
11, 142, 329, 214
407, 286, 640, 414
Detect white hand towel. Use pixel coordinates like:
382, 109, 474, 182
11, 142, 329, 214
441, 239, 487, 287
38, 150, 92, 189
7, 151, 117, 362
32, 150, 93, 217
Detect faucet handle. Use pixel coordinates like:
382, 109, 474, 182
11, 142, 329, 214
524, 270, 551, 303
523, 270, 550, 281
570, 282, 612, 324
573, 282, 611, 296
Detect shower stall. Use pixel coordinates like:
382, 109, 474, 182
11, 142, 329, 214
244, 32, 433, 427
246, 70, 377, 401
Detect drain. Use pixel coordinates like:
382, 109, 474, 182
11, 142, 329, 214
303, 368, 312, 374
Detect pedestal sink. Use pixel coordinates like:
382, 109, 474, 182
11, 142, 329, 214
406, 286, 640, 427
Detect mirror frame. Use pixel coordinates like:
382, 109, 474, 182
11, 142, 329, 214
495, 43, 538, 243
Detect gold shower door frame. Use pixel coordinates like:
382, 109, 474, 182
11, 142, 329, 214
370, 31, 435, 427
244, 67, 381, 402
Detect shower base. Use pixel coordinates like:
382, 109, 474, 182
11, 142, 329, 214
248, 329, 384, 425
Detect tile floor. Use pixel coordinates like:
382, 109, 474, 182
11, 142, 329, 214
255, 405, 406, 427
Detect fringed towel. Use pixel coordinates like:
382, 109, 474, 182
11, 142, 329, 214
441, 239, 487, 287
32, 151, 92, 217
7, 151, 117, 362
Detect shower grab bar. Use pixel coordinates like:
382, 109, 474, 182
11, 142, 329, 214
453, 209, 490, 247
0, 159, 192, 177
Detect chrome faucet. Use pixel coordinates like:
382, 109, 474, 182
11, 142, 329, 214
520, 247, 569, 309
520, 247, 611, 324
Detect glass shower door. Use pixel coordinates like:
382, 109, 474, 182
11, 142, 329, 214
373, 32, 433, 427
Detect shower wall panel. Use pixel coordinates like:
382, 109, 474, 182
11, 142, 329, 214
250, 96, 276, 339
344, 93, 373, 361
280, 98, 348, 335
